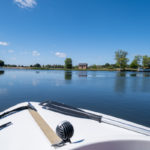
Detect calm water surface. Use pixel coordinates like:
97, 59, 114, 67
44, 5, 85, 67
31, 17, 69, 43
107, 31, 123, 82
0, 68, 150, 127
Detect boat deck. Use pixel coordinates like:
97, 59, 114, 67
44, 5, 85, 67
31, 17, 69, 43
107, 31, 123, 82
0, 102, 150, 150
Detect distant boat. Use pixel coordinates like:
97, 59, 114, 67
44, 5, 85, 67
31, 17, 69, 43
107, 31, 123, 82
0, 101, 150, 150
138, 68, 150, 72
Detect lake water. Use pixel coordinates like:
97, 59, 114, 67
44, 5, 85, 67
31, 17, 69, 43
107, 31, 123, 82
0, 68, 150, 127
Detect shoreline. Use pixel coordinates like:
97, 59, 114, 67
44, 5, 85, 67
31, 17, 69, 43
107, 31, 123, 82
1, 67, 138, 72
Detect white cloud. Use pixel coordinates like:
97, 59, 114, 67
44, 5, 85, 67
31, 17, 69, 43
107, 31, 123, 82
14, 0, 37, 8
20, 51, 30, 55
55, 52, 67, 58
0, 41, 8, 46
8, 49, 14, 53
32, 50, 40, 56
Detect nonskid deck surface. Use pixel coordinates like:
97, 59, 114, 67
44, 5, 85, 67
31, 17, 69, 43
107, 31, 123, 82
0, 102, 150, 150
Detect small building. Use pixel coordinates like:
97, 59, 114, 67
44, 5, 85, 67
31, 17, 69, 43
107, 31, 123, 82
78, 63, 88, 70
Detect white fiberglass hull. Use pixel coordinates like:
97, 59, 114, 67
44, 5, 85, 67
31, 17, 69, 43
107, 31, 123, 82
0, 102, 150, 150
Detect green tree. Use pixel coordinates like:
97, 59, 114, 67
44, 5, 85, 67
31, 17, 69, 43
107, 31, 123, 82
115, 50, 129, 70
130, 55, 142, 68
142, 55, 150, 68
0, 60, 4, 66
33, 63, 41, 68
104, 63, 110, 68
91, 64, 97, 69
65, 58, 72, 69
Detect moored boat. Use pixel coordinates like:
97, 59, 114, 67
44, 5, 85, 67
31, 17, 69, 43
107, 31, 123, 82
0, 101, 150, 150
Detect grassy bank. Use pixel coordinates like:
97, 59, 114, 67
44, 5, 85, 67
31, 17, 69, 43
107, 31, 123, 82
3, 66, 138, 72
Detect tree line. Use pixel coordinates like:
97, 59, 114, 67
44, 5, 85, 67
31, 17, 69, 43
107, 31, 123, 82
115, 50, 150, 70
1, 50, 150, 70
89, 50, 150, 70
30, 64, 64, 69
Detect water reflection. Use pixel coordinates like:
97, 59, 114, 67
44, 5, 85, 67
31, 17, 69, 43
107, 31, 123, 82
141, 77, 150, 92
78, 71, 87, 77
64, 71, 72, 80
0, 88, 7, 95
130, 73, 137, 77
8, 82, 14, 86
114, 72, 150, 93
115, 72, 126, 93
36, 71, 40, 74
1, 69, 150, 127
32, 79, 39, 86
117, 72, 126, 77
143, 73, 150, 77
0, 70, 5, 76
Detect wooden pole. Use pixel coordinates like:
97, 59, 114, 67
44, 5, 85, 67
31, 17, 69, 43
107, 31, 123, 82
28, 108, 62, 145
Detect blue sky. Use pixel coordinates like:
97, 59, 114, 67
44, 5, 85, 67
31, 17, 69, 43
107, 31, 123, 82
1, 0, 150, 66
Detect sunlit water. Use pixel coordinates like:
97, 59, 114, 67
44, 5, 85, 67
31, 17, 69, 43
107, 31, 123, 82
0, 68, 150, 127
